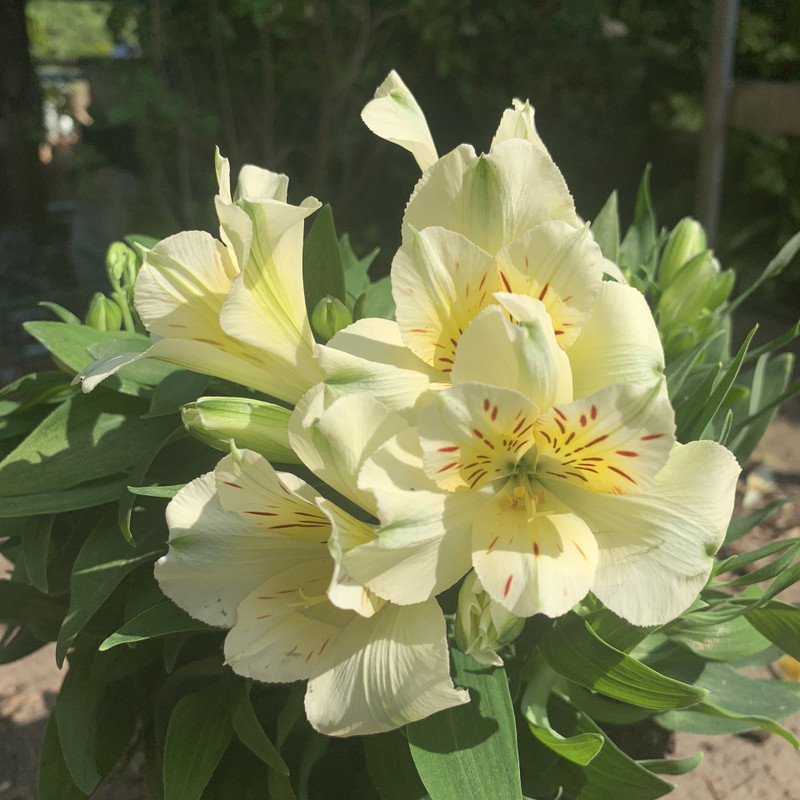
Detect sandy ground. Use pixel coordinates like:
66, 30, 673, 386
1, 414, 800, 799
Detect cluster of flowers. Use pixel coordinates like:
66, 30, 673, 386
79, 72, 740, 737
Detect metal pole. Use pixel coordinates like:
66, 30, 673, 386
695, 0, 740, 245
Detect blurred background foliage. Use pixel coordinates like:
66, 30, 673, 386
5, 0, 800, 310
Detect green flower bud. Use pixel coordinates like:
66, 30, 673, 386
84, 292, 123, 332
181, 396, 299, 464
105, 241, 138, 288
455, 571, 524, 666
311, 296, 352, 342
658, 217, 707, 287
657, 250, 723, 329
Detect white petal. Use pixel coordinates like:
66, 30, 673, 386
156, 472, 327, 627
493, 221, 604, 349
218, 196, 323, 396
305, 600, 469, 736
403, 139, 579, 256
135, 230, 237, 338
454, 299, 572, 409
547, 441, 740, 625
536, 382, 675, 495
491, 99, 549, 153
289, 384, 408, 513
224, 558, 352, 683
215, 449, 329, 542
568, 282, 664, 398
318, 318, 442, 414
317, 497, 385, 618
392, 226, 498, 370
472, 492, 598, 618
361, 70, 439, 172
419, 382, 539, 491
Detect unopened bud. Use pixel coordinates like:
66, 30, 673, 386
181, 397, 299, 463
105, 241, 138, 288
658, 217, 707, 287
311, 296, 352, 342
84, 293, 123, 332
455, 571, 524, 666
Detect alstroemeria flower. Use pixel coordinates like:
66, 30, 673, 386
155, 445, 468, 737
77, 152, 323, 404
332, 297, 739, 627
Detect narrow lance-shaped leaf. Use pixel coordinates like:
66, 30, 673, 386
537, 611, 707, 709
407, 649, 523, 800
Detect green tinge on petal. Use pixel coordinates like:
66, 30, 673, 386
361, 70, 438, 172
491, 98, 548, 153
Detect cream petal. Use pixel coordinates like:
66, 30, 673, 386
454, 299, 572, 409
156, 472, 327, 627
491, 99, 549, 153
305, 600, 469, 736
546, 441, 740, 626
318, 318, 442, 414
218, 196, 323, 394
215, 449, 329, 542
403, 139, 579, 255
392, 226, 499, 370
493, 222, 604, 349
289, 385, 408, 514
361, 70, 439, 172
317, 497, 385, 618
535, 382, 675, 495
568, 281, 664, 399
472, 492, 598, 618
135, 230, 237, 337
419, 382, 539, 492
223, 558, 352, 683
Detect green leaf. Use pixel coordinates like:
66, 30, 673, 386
55, 648, 101, 793
0, 625, 48, 664
686, 325, 757, 441
590, 190, 620, 263
38, 713, 88, 800
21, 514, 54, 592
545, 695, 675, 800
538, 612, 707, 709
303, 204, 347, 318
127, 483, 184, 497
126, 233, 160, 250
619, 165, 659, 282
407, 649, 523, 800
729, 352, 794, 464
729, 230, 800, 312
231, 686, 290, 775
664, 612, 771, 662
0, 580, 67, 640
724, 497, 791, 545
638, 752, 703, 776
0, 477, 127, 518
520, 656, 603, 766
664, 329, 726, 402
100, 599, 212, 650
23, 321, 170, 396
39, 300, 81, 325
0, 391, 176, 497
364, 729, 431, 800
340, 233, 378, 297
359, 275, 395, 320
163, 684, 235, 800
745, 601, 800, 660
56, 512, 166, 665
146, 369, 210, 417
716, 540, 800, 587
